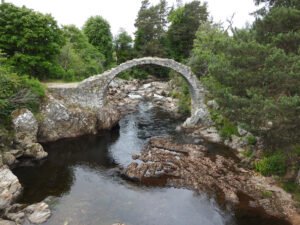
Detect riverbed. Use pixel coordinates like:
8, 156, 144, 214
13, 102, 290, 225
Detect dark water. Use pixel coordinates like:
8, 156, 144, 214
13, 102, 290, 225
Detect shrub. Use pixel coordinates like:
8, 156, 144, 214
0, 65, 45, 125
247, 135, 257, 145
219, 118, 238, 140
255, 152, 287, 176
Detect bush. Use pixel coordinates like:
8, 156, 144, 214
169, 71, 191, 115
247, 135, 257, 145
219, 118, 238, 140
190, 23, 300, 150
255, 152, 287, 176
210, 109, 238, 140
0, 64, 45, 125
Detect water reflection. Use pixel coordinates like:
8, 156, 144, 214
13, 102, 291, 225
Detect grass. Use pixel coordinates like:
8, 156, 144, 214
282, 181, 300, 206
255, 151, 287, 176
261, 190, 273, 198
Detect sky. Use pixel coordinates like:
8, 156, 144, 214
6, 0, 258, 36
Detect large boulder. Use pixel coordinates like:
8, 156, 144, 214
11, 109, 48, 161
0, 166, 22, 210
38, 94, 121, 142
96, 106, 121, 130
24, 202, 51, 224
11, 109, 38, 143
38, 96, 98, 142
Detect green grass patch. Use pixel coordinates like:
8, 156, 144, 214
255, 151, 287, 176
261, 190, 273, 198
282, 181, 300, 204
246, 135, 257, 145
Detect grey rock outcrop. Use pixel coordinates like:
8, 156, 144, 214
24, 202, 51, 224
11, 109, 47, 161
0, 166, 22, 210
11, 109, 38, 142
37, 91, 121, 143
0, 219, 16, 225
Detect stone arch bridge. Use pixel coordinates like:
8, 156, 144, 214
50, 57, 211, 126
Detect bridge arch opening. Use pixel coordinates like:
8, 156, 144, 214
78, 57, 210, 126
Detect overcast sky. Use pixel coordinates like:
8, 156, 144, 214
6, 0, 258, 36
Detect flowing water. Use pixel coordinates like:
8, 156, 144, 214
13, 102, 290, 225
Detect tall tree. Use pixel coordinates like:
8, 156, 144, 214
83, 16, 113, 68
254, 0, 300, 8
134, 0, 169, 57
253, 0, 300, 53
114, 29, 133, 64
0, 3, 65, 79
167, 1, 208, 61
58, 25, 104, 80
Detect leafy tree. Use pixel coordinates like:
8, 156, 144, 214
83, 16, 113, 68
114, 29, 133, 64
134, 0, 169, 57
0, 3, 65, 80
0, 53, 45, 124
190, 22, 300, 149
254, 7, 300, 53
254, 0, 300, 8
167, 0, 208, 61
133, 0, 170, 78
58, 25, 104, 81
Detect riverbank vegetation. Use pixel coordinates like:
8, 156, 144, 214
0, 0, 299, 199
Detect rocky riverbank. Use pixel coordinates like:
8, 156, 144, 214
0, 78, 182, 224
122, 137, 300, 225
1, 78, 299, 224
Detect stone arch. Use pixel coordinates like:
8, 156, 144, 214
78, 57, 211, 126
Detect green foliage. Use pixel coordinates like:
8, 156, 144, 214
247, 135, 257, 145
261, 190, 273, 198
0, 3, 65, 80
0, 57, 45, 124
169, 72, 191, 115
254, 7, 300, 53
134, 0, 168, 58
114, 29, 134, 64
83, 16, 114, 68
133, 0, 170, 78
241, 149, 254, 158
255, 151, 287, 176
219, 119, 238, 140
282, 181, 300, 203
167, 1, 208, 61
190, 22, 300, 149
58, 25, 104, 81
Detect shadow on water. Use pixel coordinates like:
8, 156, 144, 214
12, 102, 291, 225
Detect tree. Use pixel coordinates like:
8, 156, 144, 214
134, 0, 169, 57
133, 0, 170, 78
58, 25, 104, 80
167, 0, 208, 61
0, 53, 45, 124
0, 3, 65, 80
254, 7, 300, 54
254, 0, 300, 8
114, 29, 133, 64
83, 16, 113, 68
189, 22, 300, 149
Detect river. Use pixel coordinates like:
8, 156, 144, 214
13, 102, 290, 225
